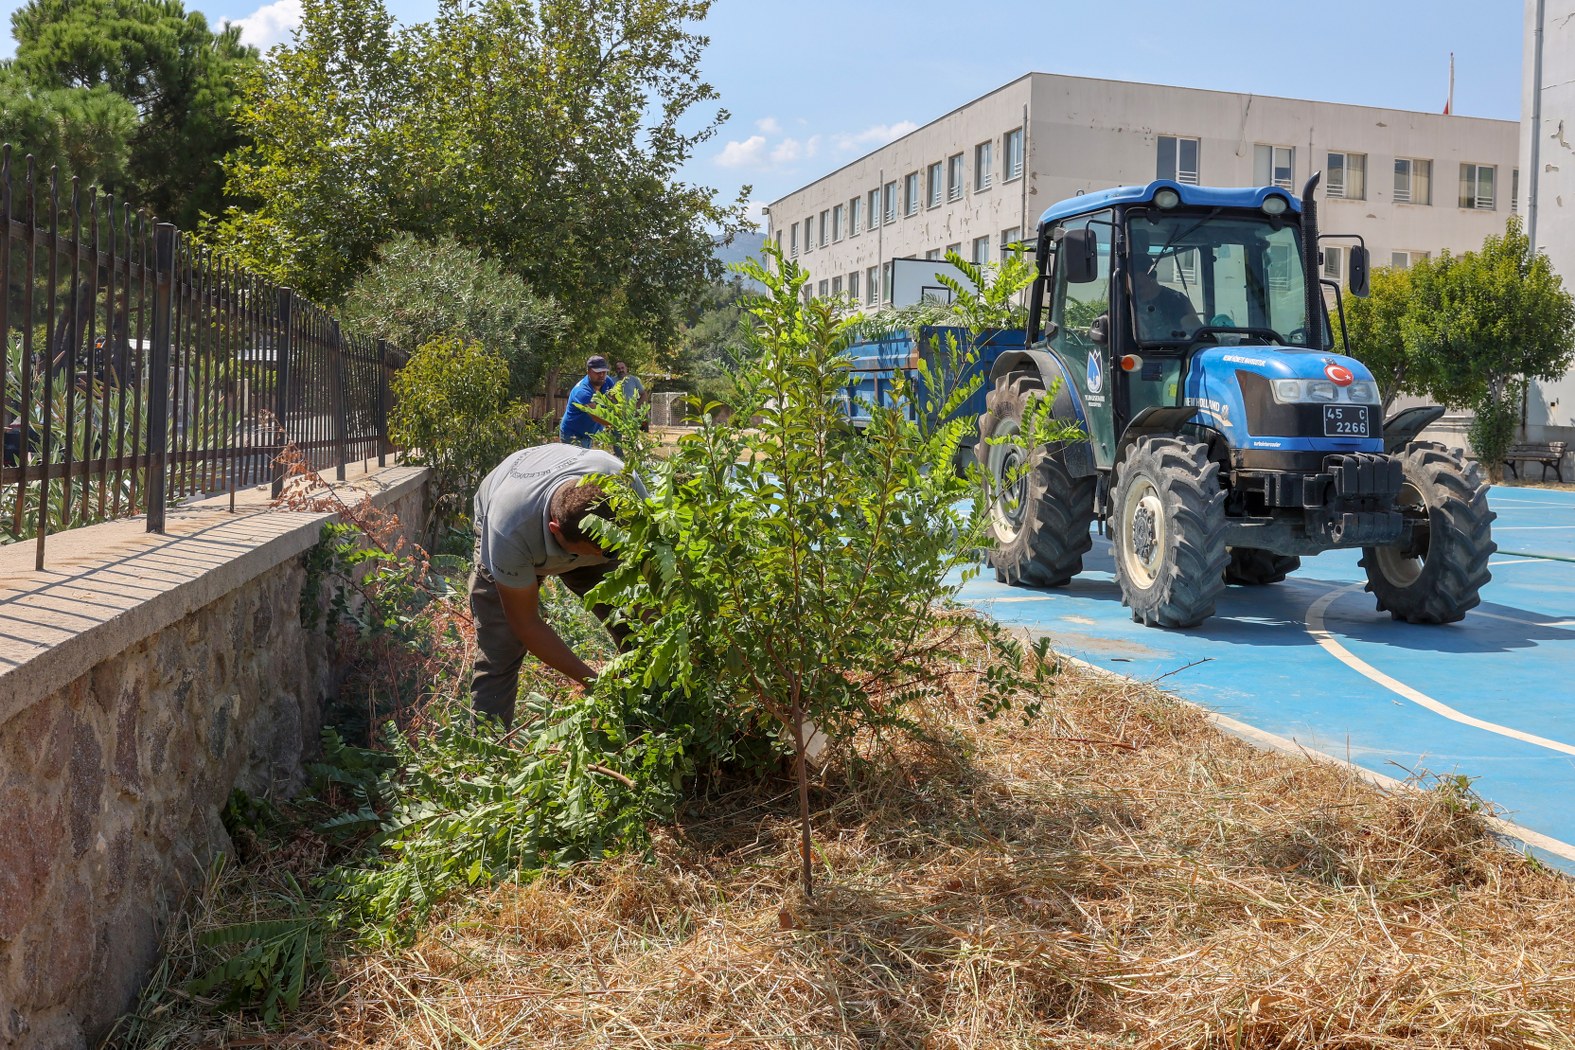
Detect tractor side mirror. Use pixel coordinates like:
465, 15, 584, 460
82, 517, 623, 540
1062, 228, 1099, 284
1089, 314, 1109, 346
1347, 246, 1371, 298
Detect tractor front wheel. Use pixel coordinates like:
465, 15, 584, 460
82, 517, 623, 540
975, 373, 1095, 587
1360, 442, 1495, 624
1111, 436, 1229, 627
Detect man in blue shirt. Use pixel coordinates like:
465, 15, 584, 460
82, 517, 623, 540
560, 355, 616, 447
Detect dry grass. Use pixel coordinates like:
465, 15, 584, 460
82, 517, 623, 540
117, 649, 1575, 1049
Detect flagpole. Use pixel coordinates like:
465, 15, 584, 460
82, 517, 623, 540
1448, 52, 1455, 115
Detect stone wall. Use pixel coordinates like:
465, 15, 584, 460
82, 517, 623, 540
0, 464, 427, 1050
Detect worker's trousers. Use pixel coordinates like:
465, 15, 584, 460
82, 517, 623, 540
468, 554, 626, 728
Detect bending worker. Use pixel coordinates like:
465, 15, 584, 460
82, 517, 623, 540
470, 443, 633, 726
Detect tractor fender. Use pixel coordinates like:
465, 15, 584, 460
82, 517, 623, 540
1115, 407, 1229, 471
1382, 405, 1446, 454
987, 349, 1095, 477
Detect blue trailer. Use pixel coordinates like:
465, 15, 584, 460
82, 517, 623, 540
843, 326, 1024, 462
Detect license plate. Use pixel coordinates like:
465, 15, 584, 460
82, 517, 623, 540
1323, 404, 1371, 438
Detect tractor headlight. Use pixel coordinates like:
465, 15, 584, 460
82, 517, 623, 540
1271, 379, 1344, 403
1344, 381, 1380, 404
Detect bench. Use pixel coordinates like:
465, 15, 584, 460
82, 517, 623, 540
1503, 441, 1568, 482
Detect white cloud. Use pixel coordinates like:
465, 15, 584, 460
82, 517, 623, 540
769, 138, 802, 165
745, 200, 769, 224
755, 117, 781, 134
717, 135, 768, 169
227, 0, 304, 51
833, 121, 919, 152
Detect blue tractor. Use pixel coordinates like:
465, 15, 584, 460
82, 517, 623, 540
976, 176, 1496, 627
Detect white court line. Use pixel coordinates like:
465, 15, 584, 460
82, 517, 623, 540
958, 595, 1058, 605
1487, 558, 1547, 567
1051, 649, 1575, 866
1306, 585, 1575, 758
1471, 611, 1575, 630
1492, 525, 1575, 531
1488, 498, 1575, 507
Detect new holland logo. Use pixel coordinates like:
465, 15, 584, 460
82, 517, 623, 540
1086, 354, 1104, 394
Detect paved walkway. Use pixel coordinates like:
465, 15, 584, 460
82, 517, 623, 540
955, 485, 1575, 869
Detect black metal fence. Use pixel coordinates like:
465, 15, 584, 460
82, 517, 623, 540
2, 146, 400, 569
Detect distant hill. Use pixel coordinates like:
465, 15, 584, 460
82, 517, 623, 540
712, 234, 768, 286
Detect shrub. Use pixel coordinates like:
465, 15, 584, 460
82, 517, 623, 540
587, 241, 1076, 892
387, 335, 516, 539
341, 234, 562, 400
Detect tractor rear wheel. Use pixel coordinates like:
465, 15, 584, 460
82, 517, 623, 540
1224, 547, 1301, 585
1360, 442, 1495, 624
1111, 436, 1229, 627
975, 373, 1095, 587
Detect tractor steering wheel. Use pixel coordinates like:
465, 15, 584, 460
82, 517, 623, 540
1191, 325, 1285, 346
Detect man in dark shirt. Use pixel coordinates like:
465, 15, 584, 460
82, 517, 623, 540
1130, 260, 1202, 341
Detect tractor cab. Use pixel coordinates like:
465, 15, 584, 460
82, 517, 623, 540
1022, 180, 1370, 471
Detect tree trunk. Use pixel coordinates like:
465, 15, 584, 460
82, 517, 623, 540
789, 689, 813, 898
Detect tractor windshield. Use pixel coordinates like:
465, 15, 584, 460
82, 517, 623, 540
1126, 210, 1309, 348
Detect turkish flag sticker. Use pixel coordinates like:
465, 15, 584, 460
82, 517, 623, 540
1324, 363, 1355, 386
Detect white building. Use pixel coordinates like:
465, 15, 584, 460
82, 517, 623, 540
1523, 0, 1575, 454
766, 73, 1519, 313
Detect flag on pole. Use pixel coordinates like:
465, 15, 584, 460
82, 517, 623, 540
1444, 52, 1454, 115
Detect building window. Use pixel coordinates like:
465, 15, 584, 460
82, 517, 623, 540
1394, 158, 1432, 205
882, 261, 894, 303
834, 204, 846, 241
848, 271, 859, 302
818, 210, 829, 248
927, 161, 942, 208
789, 222, 798, 258
849, 197, 861, 236
1003, 127, 1024, 181
1513, 169, 1520, 214
866, 265, 879, 305
883, 181, 897, 224
947, 153, 964, 202
802, 286, 812, 304
1391, 250, 1431, 270
1254, 144, 1295, 189
831, 275, 842, 297
1327, 151, 1366, 200
924, 248, 941, 260
945, 242, 961, 258
803, 215, 814, 251
972, 235, 991, 265
1459, 163, 1496, 209
904, 172, 919, 216
867, 189, 880, 232
818, 279, 829, 298
1323, 245, 1345, 284
974, 141, 993, 191
1000, 226, 1022, 256
1156, 135, 1200, 185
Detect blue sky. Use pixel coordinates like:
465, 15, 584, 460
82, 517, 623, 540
2, 0, 1526, 224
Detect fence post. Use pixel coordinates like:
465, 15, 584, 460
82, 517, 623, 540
145, 223, 177, 534
376, 339, 389, 468
331, 320, 347, 482
271, 289, 294, 499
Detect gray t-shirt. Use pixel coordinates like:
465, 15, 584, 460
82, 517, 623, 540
473, 444, 624, 589
617, 374, 645, 401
